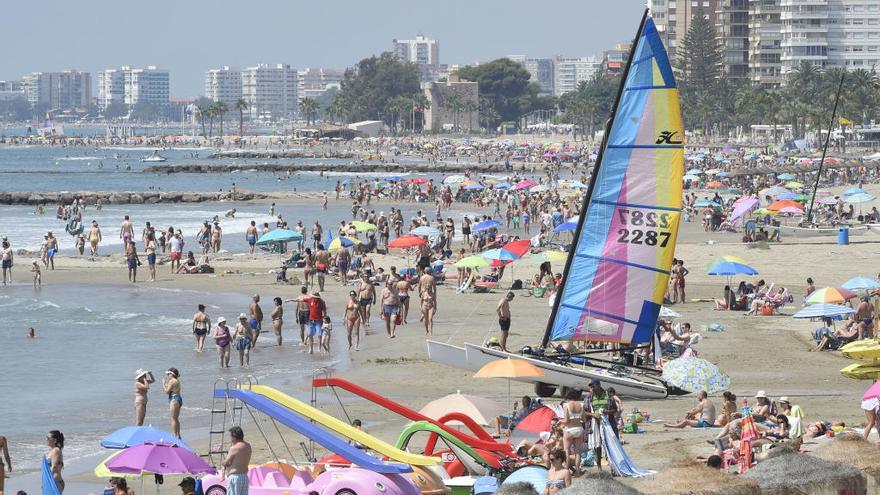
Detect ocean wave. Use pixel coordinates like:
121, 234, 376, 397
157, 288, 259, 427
300, 171, 412, 178
54, 156, 102, 161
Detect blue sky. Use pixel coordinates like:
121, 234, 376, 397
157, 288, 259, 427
2, 0, 646, 97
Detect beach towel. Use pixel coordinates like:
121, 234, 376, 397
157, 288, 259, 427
599, 415, 655, 477
788, 404, 805, 439
42, 456, 61, 495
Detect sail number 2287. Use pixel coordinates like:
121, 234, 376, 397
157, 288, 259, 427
615, 209, 672, 248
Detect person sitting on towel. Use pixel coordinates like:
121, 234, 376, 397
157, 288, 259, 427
664, 390, 717, 428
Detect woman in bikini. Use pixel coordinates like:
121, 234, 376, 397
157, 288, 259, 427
303, 248, 315, 290
88, 221, 102, 256
271, 297, 284, 346
345, 291, 362, 351
544, 449, 571, 494
0, 434, 11, 495
560, 388, 585, 475
134, 369, 151, 426
46, 430, 64, 493
162, 368, 182, 438
397, 277, 411, 324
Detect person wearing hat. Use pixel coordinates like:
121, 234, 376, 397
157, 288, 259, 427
232, 314, 255, 367
134, 369, 154, 426
177, 477, 196, 495
213, 317, 231, 368
752, 391, 772, 421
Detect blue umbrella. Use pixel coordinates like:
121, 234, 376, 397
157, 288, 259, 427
472, 220, 501, 232
694, 199, 719, 208
846, 192, 876, 204
777, 192, 799, 200
495, 181, 512, 190
384, 176, 403, 182
411, 226, 440, 237
464, 183, 485, 190
325, 228, 333, 245
481, 248, 519, 262
255, 229, 303, 245
687, 168, 704, 175
101, 426, 193, 451
842, 277, 880, 291
777, 173, 795, 180
553, 222, 577, 233
792, 304, 855, 319
844, 187, 867, 196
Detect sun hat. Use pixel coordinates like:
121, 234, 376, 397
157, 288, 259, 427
238, 313, 248, 320
779, 396, 790, 403
218, 316, 227, 323
312, 291, 321, 298
755, 390, 768, 399
134, 368, 149, 380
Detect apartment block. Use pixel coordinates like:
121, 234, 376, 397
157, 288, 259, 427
23, 70, 92, 109
241, 64, 298, 120
205, 66, 242, 105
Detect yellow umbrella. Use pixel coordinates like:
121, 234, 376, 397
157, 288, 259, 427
785, 181, 804, 189
328, 236, 360, 253
94, 451, 141, 478
537, 251, 568, 262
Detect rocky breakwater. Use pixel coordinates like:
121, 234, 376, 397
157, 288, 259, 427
146, 161, 510, 175
209, 150, 356, 159
0, 190, 272, 205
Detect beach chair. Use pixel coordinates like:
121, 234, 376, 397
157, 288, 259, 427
457, 272, 476, 293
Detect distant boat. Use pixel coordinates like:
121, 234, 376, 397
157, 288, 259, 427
140, 151, 167, 163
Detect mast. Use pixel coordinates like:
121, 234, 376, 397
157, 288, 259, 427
806, 73, 845, 224
540, 9, 650, 349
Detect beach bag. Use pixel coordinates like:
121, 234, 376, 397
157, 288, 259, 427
580, 449, 596, 467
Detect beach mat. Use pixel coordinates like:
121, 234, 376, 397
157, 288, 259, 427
601, 416, 655, 477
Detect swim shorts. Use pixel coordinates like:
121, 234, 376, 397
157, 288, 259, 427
383, 304, 400, 317
499, 317, 511, 332
147, 253, 156, 265
47, 248, 56, 258
193, 327, 208, 336
307, 320, 323, 337
359, 298, 372, 307
297, 310, 309, 325
247, 235, 256, 246
235, 336, 251, 351
171, 251, 181, 261
250, 319, 261, 331
127, 259, 137, 269
226, 473, 249, 495
695, 419, 713, 428
1, 260, 10, 269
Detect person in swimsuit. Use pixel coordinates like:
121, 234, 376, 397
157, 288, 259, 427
162, 368, 183, 438
249, 294, 263, 347
381, 279, 400, 338
222, 427, 251, 495
496, 292, 514, 352
302, 248, 315, 290
287, 286, 310, 345
125, 240, 140, 283
0, 434, 11, 495
345, 291, 362, 351
560, 388, 585, 475
335, 248, 351, 285
1, 241, 13, 285
46, 430, 64, 493
233, 314, 254, 367
145, 233, 157, 282
315, 245, 330, 292
120, 215, 134, 249
419, 269, 437, 336
357, 273, 375, 327
213, 317, 231, 368
320, 316, 332, 353
544, 449, 571, 494
134, 369, 152, 426
192, 304, 210, 352
211, 223, 222, 253
45, 232, 57, 270
397, 276, 411, 324
89, 221, 102, 256
245, 221, 258, 256
271, 297, 284, 346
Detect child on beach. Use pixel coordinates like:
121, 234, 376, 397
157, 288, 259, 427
321, 316, 332, 353
31, 260, 41, 288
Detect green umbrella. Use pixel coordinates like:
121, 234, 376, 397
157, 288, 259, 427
455, 255, 489, 268
351, 221, 377, 232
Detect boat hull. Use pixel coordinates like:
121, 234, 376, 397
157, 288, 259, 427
426, 340, 668, 399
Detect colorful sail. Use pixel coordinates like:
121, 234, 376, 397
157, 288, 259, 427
548, 16, 683, 344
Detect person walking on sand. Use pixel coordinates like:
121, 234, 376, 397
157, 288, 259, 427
162, 368, 182, 438
0, 434, 12, 495
45, 232, 57, 271
496, 292, 514, 352
312, 220, 323, 250
213, 317, 231, 368
120, 215, 134, 248
233, 314, 254, 367
1, 240, 13, 285
305, 292, 327, 354
381, 279, 400, 338
357, 273, 375, 328
31, 260, 41, 288
89, 221, 102, 256
145, 233, 157, 282
271, 297, 284, 346
125, 240, 140, 283
315, 244, 329, 292
221, 427, 251, 495
249, 294, 263, 347
134, 369, 152, 426
345, 290, 362, 351
419, 269, 437, 336
287, 286, 310, 345
169, 230, 184, 273
245, 221, 258, 256
192, 304, 210, 352
321, 316, 333, 353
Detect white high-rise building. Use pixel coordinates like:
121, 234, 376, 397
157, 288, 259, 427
98, 66, 168, 108
392, 34, 440, 81
552, 56, 602, 96
241, 64, 298, 120
780, 0, 831, 71
205, 66, 242, 105
23, 70, 92, 109
297, 68, 344, 101
508, 56, 556, 96
832, 0, 880, 69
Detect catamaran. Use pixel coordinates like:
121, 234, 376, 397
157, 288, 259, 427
427, 11, 684, 399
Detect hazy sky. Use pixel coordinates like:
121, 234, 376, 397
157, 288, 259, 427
2, 0, 646, 97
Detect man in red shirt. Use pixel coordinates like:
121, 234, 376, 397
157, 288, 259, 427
305, 292, 326, 354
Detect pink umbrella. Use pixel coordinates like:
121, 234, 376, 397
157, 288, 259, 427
779, 206, 804, 214
104, 441, 216, 475
863, 380, 880, 401
512, 180, 537, 191
730, 197, 759, 222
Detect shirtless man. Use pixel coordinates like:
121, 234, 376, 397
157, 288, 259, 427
1, 241, 13, 285
356, 273, 375, 328
419, 269, 437, 335
496, 292, 514, 352
192, 304, 211, 352
221, 427, 251, 495
249, 294, 264, 346
142, 221, 153, 246
245, 221, 258, 256
286, 286, 310, 345
381, 279, 401, 338
45, 232, 58, 270
0, 434, 11, 495
315, 244, 330, 292
664, 390, 717, 428
856, 296, 874, 340
312, 220, 323, 250
211, 223, 223, 253
120, 215, 134, 249
336, 248, 351, 286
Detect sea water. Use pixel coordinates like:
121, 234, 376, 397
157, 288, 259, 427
0, 283, 350, 474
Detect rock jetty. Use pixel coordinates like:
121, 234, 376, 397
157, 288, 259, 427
0, 191, 272, 205
145, 161, 513, 175
209, 150, 355, 159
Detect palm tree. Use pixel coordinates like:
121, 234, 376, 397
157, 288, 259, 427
235, 98, 248, 137
212, 101, 228, 138
300, 97, 319, 125
195, 104, 210, 137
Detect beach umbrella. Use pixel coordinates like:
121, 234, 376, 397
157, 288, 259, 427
419, 392, 506, 427
687, 168, 703, 175
706, 255, 758, 287
767, 199, 804, 211
559, 180, 587, 189
844, 187, 867, 196
101, 426, 193, 451
475, 358, 545, 411
730, 197, 759, 222
387, 235, 426, 249
104, 441, 215, 476
760, 186, 791, 198
509, 406, 558, 444
482, 248, 520, 262
777, 173, 795, 180
776, 192, 799, 200
694, 199, 720, 208
846, 193, 876, 204
512, 179, 537, 191
785, 181, 804, 189
819, 196, 840, 205
705, 168, 721, 175
537, 250, 568, 263
328, 236, 359, 253
554, 222, 577, 233
455, 255, 489, 269
351, 221, 377, 232
792, 304, 855, 319
661, 357, 731, 394
94, 451, 140, 478
411, 226, 440, 237
503, 239, 532, 257
706, 181, 724, 188
383, 176, 403, 182
753, 208, 779, 216
842, 277, 880, 291
472, 220, 501, 232
464, 183, 485, 190
805, 287, 857, 305
255, 229, 303, 246
530, 184, 550, 193
723, 187, 743, 195
778, 205, 805, 214
716, 171, 731, 177
659, 306, 682, 319
495, 181, 512, 190
444, 174, 468, 184
683, 174, 700, 182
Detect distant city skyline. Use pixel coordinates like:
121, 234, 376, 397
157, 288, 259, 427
0, 0, 645, 97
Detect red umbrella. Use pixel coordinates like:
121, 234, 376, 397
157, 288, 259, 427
388, 235, 427, 249
502, 239, 532, 258
409, 177, 428, 184
767, 199, 804, 211
509, 406, 557, 444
